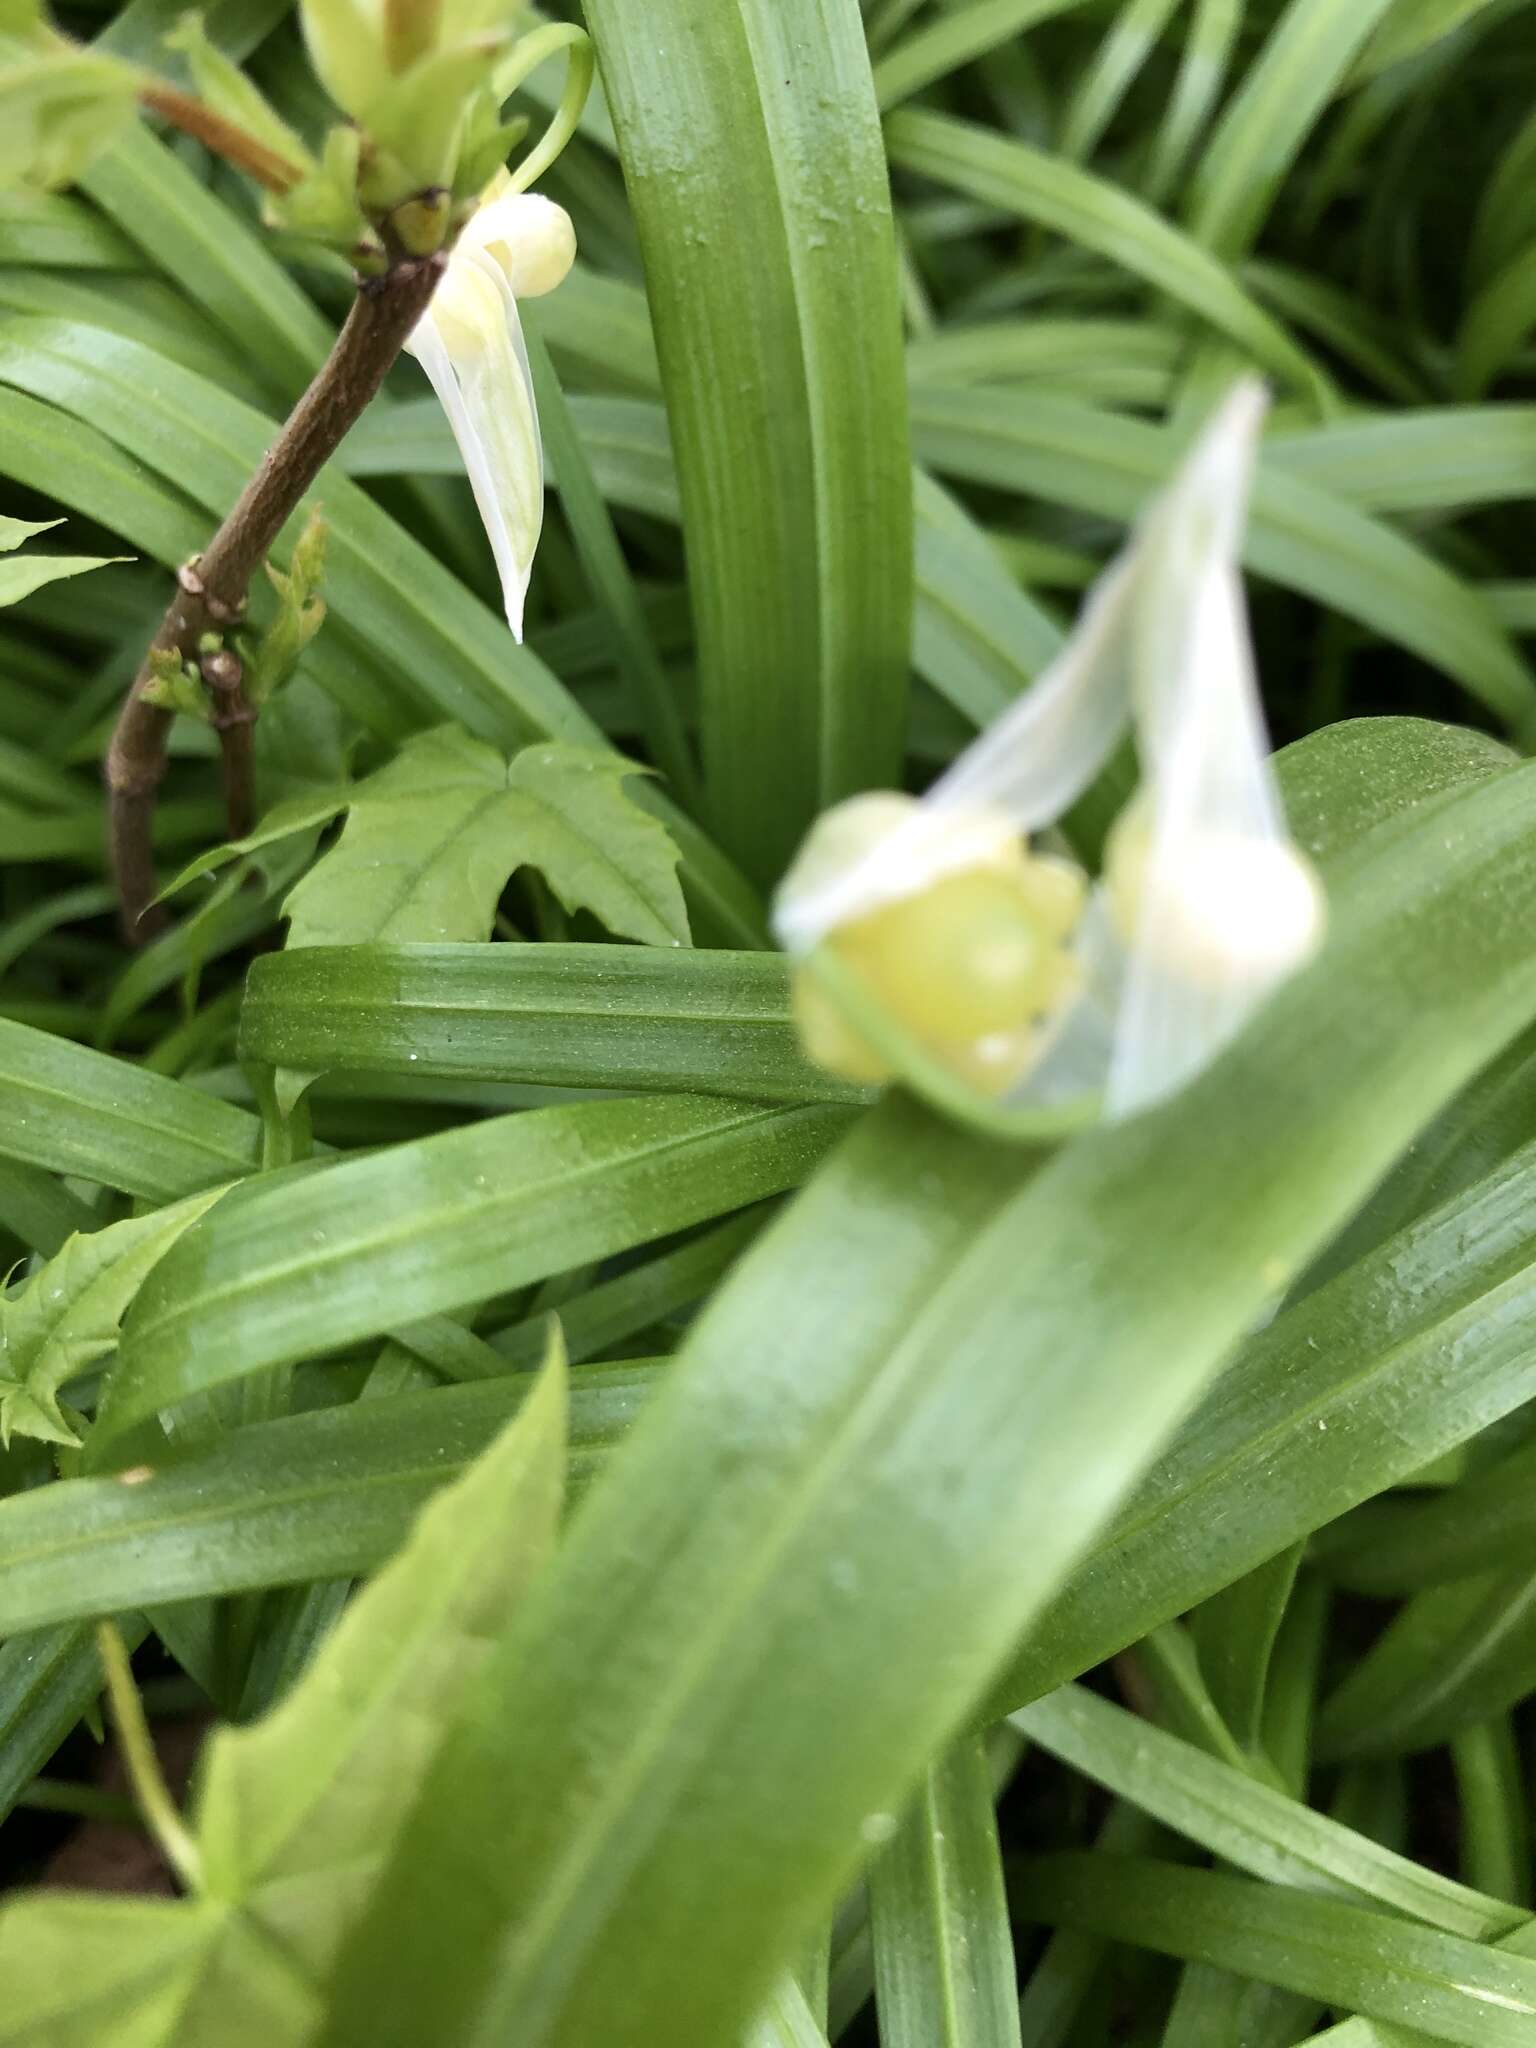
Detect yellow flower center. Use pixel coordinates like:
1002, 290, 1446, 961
792, 840, 1086, 1097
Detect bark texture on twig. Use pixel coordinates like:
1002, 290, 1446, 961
106, 256, 443, 939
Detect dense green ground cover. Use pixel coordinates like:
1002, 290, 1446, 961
5, 1, 1536, 2042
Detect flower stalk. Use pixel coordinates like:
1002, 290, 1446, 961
94, 6, 593, 939
105, 254, 443, 939
95, 1619, 203, 1894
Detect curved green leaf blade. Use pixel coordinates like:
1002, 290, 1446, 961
0, 1367, 655, 1635
1011, 1856, 1536, 2048
317, 760, 1536, 2048
238, 943, 867, 1105
0, 1620, 142, 1828
872, 0, 1093, 107
1184, 0, 1399, 259
907, 388, 1536, 732
1317, 1569, 1536, 1761
1014, 1684, 1521, 1940
992, 1123, 1536, 1713
582, 0, 912, 883
1321, 1434, 1536, 1594
869, 1733, 1024, 2048
884, 111, 1330, 403
0, 1017, 260, 1200
94, 1097, 852, 1449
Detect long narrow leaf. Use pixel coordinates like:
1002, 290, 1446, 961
582, 0, 912, 882
318, 760, 1536, 2048
238, 943, 869, 1105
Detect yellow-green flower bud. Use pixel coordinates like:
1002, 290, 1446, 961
782, 794, 1087, 1097
776, 379, 1328, 1128
390, 187, 452, 257
458, 184, 577, 296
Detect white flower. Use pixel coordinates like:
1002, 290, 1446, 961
406, 182, 577, 640
774, 379, 1325, 1122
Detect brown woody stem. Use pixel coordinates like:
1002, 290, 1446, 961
202, 647, 257, 843
106, 256, 443, 940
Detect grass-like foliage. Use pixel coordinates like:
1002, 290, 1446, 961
3, 2, 1536, 2044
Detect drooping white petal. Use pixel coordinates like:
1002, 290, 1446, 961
407, 251, 544, 639
775, 374, 1324, 1121
774, 552, 1136, 954
1100, 380, 1324, 1116
930, 552, 1137, 828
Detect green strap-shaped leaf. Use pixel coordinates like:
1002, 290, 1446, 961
1014, 1684, 1522, 1941
490, 1208, 771, 1366
884, 110, 1331, 403
1191, 1548, 1304, 1755
0, 1157, 100, 1259
1347, 0, 1506, 84
868, 1733, 1024, 2048
1058, 0, 1187, 167
93, 1096, 852, 1450
80, 123, 331, 401
1182, 0, 1400, 260
1316, 1567, 1536, 1761
580, 0, 912, 884
991, 1121, 1536, 1713
871, 0, 1094, 107
282, 728, 689, 949
1010, 1856, 1536, 2048
0, 1618, 146, 1828
0, 1016, 261, 1200
526, 329, 697, 804
1452, 1718, 1531, 1909
1321, 1432, 1536, 1593
315, 759, 1536, 2048
746, 1975, 835, 2048
0, 1367, 654, 1635
1268, 405, 1536, 512
0, 187, 138, 268
1304, 1920, 1536, 2046
345, 391, 1063, 747
238, 943, 868, 1105
907, 387, 1536, 733
0, 266, 269, 405
1280, 716, 1515, 865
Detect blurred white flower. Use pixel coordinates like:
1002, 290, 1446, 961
406, 180, 577, 639
774, 378, 1325, 1121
